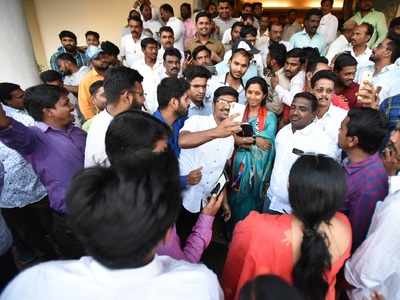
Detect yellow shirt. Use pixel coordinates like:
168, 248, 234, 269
78, 68, 103, 120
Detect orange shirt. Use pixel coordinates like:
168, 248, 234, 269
222, 211, 351, 300
78, 68, 103, 120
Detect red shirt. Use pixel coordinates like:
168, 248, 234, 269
337, 82, 360, 109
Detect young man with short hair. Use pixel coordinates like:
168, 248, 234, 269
213, 0, 237, 40
333, 52, 360, 109
339, 108, 388, 250
183, 65, 212, 117
84, 67, 144, 168
137, 37, 163, 113
266, 92, 338, 213
57, 52, 90, 96
209, 48, 251, 105
81, 80, 106, 132
311, 70, 347, 155
0, 84, 86, 258
140, 2, 162, 37
289, 9, 326, 54
222, 21, 243, 52
50, 30, 88, 73
188, 12, 225, 64
192, 45, 212, 66
282, 9, 302, 41
180, 3, 196, 49
1, 152, 223, 300
85, 31, 100, 47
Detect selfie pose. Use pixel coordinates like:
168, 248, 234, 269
229, 77, 277, 226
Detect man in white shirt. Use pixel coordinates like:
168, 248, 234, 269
350, 23, 374, 77
270, 48, 306, 107
258, 22, 292, 70
137, 37, 163, 113
326, 19, 357, 63
57, 53, 90, 95
213, 0, 237, 40
139, 2, 162, 37
266, 92, 338, 213
183, 65, 212, 117
311, 70, 347, 157
356, 36, 400, 103
178, 86, 242, 228
120, 16, 144, 68
84, 67, 144, 167
159, 4, 185, 53
1, 150, 223, 300
157, 26, 184, 67
317, 0, 339, 47
208, 46, 251, 105
345, 124, 400, 300
282, 9, 302, 41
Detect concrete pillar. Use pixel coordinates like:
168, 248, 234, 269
0, 0, 40, 88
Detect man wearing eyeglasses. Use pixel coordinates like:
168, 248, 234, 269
84, 67, 144, 167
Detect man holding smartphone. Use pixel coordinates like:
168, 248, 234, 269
177, 86, 242, 239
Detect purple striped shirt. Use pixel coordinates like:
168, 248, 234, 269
344, 153, 388, 251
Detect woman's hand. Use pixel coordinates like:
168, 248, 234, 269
255, 137, 271, 151
234, 134, 254, 149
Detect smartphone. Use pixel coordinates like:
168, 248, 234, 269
359, 70, 373, 90
229, 102, 245, 123
292, 148, 304, 156
239, 123, 254, 137
202, 172, 228, 208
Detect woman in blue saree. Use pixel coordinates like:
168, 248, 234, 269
229, 77, 277, 227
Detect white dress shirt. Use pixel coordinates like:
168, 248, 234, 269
350, 47, 374, 79
317, 13, 339, 46
274, 70, 305, 106
345, 182, 400, 300
179, 115, 234, 213
84, 110, 113, 167
207, 73, 246, 105
0, 255, 223, 300
143, 19, 162, 37
136, 60, 163, 113
315, 104, 347, 159
356, 64, 400, 104
326, 34, 352, 64
267, 121, 338, 213
120, 34, 144, 68
166, 17, 185, 53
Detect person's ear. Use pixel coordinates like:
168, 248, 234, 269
170, 97, 179, 109
348, 135, 359, 148
42, 107, 54, 120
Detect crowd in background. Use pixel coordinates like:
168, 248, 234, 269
0, 0, 400, 299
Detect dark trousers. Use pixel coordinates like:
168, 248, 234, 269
2, 197, 57, 260
0, 248, 18, 292
51, 211, 85, 259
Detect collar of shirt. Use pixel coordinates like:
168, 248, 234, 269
299, 29, 322, 40
219, 72, 244, 92
35, 121, 75, 134
378, 63, 398, 75
193, 35, 217, 45
289, 119, 318, 136
2, 105, 26, 117
355, 8, 378, 19
351, 46, 372, 58
344, 152, 381, 175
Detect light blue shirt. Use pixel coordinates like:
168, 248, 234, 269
0, 105, 47, 208
289, 29, 326, 55
188, 101, 213, 118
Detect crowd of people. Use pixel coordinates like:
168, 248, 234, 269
0, 0, 400, 299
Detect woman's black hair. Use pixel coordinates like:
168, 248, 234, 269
245, 77, 268, 106
288, 155, 346, 300
239, 275, 303, 300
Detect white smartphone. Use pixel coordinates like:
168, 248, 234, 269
359, 70, 373, 90
229, 102, 245, 123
